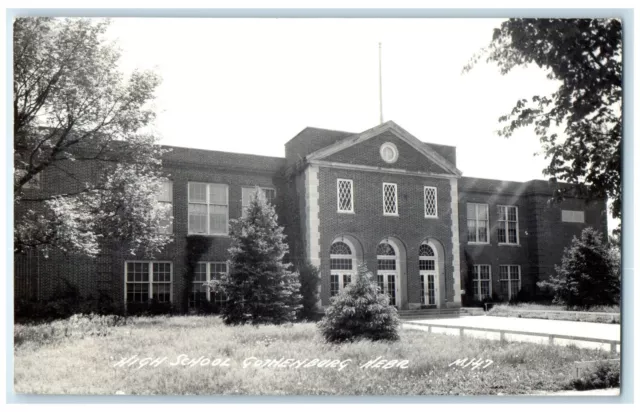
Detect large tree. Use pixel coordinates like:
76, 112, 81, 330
538, 227, 620, 308
464, 19, 622, 221
13, 17, 171, 257
213, 188, 302, 325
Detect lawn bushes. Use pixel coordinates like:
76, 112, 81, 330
318, 263, 399, 343
567, 361, 620, 390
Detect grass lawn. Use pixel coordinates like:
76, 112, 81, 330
487, 304, 620, 324
14, 315, 617, 396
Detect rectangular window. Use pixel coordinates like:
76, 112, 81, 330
499, 265, 521, 300
242, 187, 276, 217
330, 258, 352, 270
467, 203, 489, 243
125, 261, 172, 304
383, 183, 398, 215
472, 264, 491, 300
561, 210, 585, 223
157, 180, 173, 234
497, 205, 519, 245
424, 186, 438, 218
330, 275, 340, 297
377, 259, 396, 271
337, 179, 354, 213
188, 182, 228, 235
189, 262, 228, 308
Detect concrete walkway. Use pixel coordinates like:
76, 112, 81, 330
403, 316, 620, 351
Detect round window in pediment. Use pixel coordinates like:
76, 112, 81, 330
380, 142, 399, 164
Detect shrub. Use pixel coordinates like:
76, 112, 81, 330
318, 263, 400, 343
14, 280, 120, 322
296, 260, 321, 320
567, 361, 620, 390
538, 227, 620, 309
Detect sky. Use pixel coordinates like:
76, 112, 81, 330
103, 18, 616, 231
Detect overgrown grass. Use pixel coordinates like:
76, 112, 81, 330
14, 315, 617, 395
487, 304, 620, 324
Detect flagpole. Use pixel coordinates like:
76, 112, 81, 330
378, 42, 383, 125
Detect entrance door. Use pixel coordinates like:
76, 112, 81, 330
420, 272, 438, 306
419, 243, 438, 307
377, 272, 398, 306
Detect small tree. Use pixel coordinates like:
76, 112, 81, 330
538, 227, 620, 308
296, 260, 321, 321
213, 188, 302, 325
318, 263, 400, 343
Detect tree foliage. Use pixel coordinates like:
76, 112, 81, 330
212, 188, 302, 325
13, 17, 171, 257
296, 260, 321, 321
538, 227, 620, 308
318, 263, 400, 343
464, 19, 622, 219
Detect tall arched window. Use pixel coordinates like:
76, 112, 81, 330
419, 243, 438, 306
376, 241, 398, 306
330, 240, 355, 297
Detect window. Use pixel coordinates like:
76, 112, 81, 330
377, 242, 398, 306
190, 262, 228, 308
424, 186, 438, 218
337, 179, 354, 213
497, 205, 519, 245
472, 264, 491, 300
467, 203, 489, 243
561, 210, 585, 223
377, 242, 396, 271
329, 241, 355, 297
499, 265, 521, 300
383, 183, 398, 215
188, 182, 228, 235
157, 180, 173, 234
380, 142, 399, 163
125, 262, 172, 304
242, 186, 276, 217
419, 244, 437, 306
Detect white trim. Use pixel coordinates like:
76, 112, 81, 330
499, 265, 522, 300
187, 182, 229, 236
124, 261, 173, 304
497, 205, 520, 245
336, 178, 354, 213
423, 186, 438, 218
379, 142, 399, 164
382, 182, 398, 216
450, 178, 462, 304
561, 210, 585, 223
305, 121, 462, 176
308, 159, 457, 180
467, 203, 490, 244
419, 242, 439, 307
306, 166, 321, 268
472, 264, 492, 300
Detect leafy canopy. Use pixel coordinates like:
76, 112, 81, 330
464, 19, 622, 220
13, 17, 171, 257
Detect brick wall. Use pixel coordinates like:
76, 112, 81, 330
316, 166, 455, 308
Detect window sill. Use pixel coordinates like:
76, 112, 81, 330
424, 215, 438, 219
498, 243, 521, 247
467, 242, 490, 246
337, 210, 355, 214
383, 213, 399, 217
187, 233, 230, 238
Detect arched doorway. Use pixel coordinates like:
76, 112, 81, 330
376, 240, 402, 307
329, 239, 357, 297
419, 243, 438, 307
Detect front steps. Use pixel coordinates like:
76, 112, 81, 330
398, 308, 461, 320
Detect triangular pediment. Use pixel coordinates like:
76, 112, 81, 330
306, 121, 461, 177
